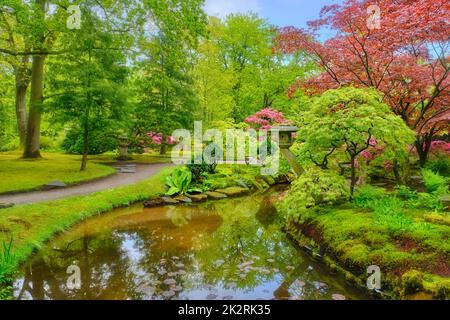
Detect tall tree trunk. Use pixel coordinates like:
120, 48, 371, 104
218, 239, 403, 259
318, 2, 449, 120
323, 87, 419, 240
15, 56, 30, 148
23, 0, 47, 159
23, 54, 45, 158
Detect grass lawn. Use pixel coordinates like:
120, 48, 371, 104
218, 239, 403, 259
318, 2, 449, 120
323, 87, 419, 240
0, 151, 172, 194
0, 166, 175, 286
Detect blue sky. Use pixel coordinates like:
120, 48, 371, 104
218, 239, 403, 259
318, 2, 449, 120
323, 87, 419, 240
204, 0, 343, 28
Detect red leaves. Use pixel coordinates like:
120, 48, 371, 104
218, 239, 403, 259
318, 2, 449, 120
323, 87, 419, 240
275, 0, 450, 137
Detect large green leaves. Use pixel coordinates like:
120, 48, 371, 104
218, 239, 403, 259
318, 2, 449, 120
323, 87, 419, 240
165, 168, 202, 196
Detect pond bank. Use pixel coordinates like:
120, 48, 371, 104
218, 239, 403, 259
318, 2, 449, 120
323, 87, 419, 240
11, 187, 370, 300
283, 205, 450, 300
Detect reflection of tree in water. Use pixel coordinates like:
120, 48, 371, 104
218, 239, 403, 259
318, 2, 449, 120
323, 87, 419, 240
14, 190, 364, 300
16, 230, 142, 300
191, 194, 306, 294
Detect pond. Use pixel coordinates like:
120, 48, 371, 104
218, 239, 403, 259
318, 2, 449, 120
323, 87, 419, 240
13, 187, 370, 300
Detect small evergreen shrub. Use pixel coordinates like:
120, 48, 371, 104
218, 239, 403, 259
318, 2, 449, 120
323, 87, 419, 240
426, 155, 450, 177
280, 168, 349, 219
421, 169, 448, 194
354, 185, 388, 208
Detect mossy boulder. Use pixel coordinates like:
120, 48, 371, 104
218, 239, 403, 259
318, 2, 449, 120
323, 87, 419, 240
205, 191, 227, 199
161, 197, 179, 205
215, 187, 250, 197
401, 270, 424, 294
188, 194, 208, 202
143, 197, 163, 208
260, 175, 276, 186
0, 202, 14, 209
174, 195, 192, 203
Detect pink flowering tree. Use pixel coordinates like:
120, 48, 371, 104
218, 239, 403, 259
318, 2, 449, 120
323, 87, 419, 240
245, 108, 290, 130
244, 108, 292, 159
146, 131, 176, 155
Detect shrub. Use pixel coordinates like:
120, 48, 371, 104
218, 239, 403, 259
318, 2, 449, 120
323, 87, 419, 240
407, 192, 444, 211
165, 168, 202, 196
395, 185, 418, 201
426, 155, 450, 177
421, 169, 448, 194
187, 154, 218, 183
0, 239, 16, 299
401, 270, 424, 294
371, 198, 413, 234
280, 168, 349, 218
62, 126, 118, 155
354, 185, 388, 208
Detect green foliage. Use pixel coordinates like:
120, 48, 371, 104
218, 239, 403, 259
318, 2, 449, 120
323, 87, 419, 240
294, 87, 415, 194
0, 239, 15, 278
421, 169, 449, 194
0, 71, 16, 152
395, 185, 444, 211
402, 270, 424, 294
193, 14, 314, 125
354, 185, 388, 208
187, 154, 218, 183
395, 185, 418, 200
280, 168, 349, 218
0, 238, 16, 299
62, 126, 118, 155
425, 155, 450, 177
370, 198, 416, 235
165, 168, 202, 196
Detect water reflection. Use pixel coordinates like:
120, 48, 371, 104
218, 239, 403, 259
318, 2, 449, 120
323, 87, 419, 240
14, 188, 368, 300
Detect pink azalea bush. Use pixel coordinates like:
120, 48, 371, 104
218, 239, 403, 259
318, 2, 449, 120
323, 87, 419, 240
245, 108, 291, 130
146, 131, 176, 146
429, 140, 450, 155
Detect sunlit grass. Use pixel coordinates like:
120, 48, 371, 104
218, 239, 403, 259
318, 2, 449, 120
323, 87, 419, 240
0, 152, 116, 194
0, 151, 173, 194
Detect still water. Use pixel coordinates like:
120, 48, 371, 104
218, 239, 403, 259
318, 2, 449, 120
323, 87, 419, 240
14, 187, 369, 300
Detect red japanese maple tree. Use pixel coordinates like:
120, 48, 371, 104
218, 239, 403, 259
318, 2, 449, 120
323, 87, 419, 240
275, 0, 449, 166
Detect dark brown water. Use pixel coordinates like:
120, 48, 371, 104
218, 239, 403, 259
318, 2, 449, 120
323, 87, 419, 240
13, 188, 369, 300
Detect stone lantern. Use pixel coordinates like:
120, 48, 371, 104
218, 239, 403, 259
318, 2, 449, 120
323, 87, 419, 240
271, 125, 299, 148
270, 125, 304, 176
117, 134, 130, 161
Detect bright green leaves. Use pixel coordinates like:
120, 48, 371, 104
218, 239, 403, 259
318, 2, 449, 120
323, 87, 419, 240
279, 167, 350, 219
165, 168, 202, 196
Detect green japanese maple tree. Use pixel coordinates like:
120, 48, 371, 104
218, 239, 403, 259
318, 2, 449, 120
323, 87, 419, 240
295, 87, 415, 196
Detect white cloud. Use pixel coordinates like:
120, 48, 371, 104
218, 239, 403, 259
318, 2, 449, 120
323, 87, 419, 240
204, 0, 262, 18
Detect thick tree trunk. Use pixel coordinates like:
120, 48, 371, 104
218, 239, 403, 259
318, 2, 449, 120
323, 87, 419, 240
23, 54, 45, 158
415, 136, 432, 168
15, 56, 30, 148
23, 0, 47, 158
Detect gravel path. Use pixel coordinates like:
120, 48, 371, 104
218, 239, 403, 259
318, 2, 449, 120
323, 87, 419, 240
0, 163, 172, 205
